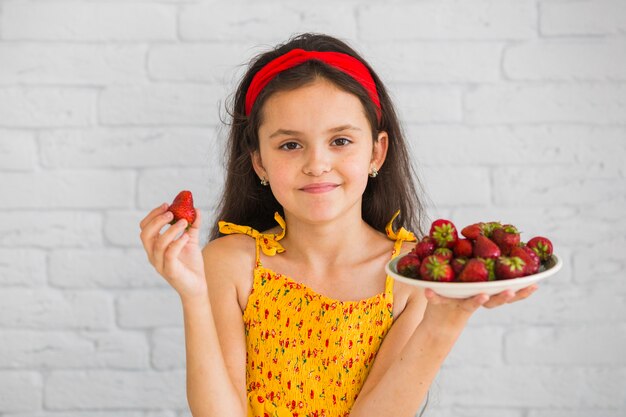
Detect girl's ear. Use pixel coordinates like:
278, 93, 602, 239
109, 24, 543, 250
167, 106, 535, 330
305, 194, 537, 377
250, 150, 267, 179
371, 130, 389, 170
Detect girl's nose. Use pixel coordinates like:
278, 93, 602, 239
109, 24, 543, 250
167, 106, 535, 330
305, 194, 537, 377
302, 146, 331, 176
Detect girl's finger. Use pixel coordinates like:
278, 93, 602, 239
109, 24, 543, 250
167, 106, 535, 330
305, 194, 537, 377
139, 203, 168, 230
185, 210, 202, 244
163, 232, 190, 278
140, 210, 175, 263
483, 289, 515, 309
153, 218, 188, 272
508, 285, 538, 303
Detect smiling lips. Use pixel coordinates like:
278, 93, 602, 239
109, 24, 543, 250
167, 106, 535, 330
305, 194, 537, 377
300, 182, 339, 193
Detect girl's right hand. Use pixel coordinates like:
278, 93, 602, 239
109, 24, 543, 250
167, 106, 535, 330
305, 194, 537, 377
139, 203, 207, 301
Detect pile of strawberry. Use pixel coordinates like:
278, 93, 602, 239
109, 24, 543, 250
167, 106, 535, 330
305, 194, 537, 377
397, 219, 554, 282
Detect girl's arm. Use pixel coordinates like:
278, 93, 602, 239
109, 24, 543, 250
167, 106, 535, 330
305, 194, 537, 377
349, 286, 537, 417
139, 204, 247, 416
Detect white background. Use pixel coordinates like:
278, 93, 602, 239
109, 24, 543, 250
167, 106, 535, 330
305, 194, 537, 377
0, 0, 625, 416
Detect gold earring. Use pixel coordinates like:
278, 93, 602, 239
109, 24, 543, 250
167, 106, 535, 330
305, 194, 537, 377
260, 177, 269, 186
369, 167, 378, 178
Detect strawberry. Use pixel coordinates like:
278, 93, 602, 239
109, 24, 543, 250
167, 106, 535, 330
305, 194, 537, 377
473, 235, 501, 259
527, 236, 553, 262
396, 254, 421, 279
168, 190, 197, 230
491, 224, 520, 256
461, 222, 484, 240
419, 255, 455, 282
433, 247, 454, 262
411, 236, 436, 260
453, 238, 473, 258
510, 245, 540, 275
458, 258, 489, 282
429, 219, 459, 249
482, 257, 497, 281
451, 257, 468, 275
482, 221, 503, 238
495, 256, 527, 280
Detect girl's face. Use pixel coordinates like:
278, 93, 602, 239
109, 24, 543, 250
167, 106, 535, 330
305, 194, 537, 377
252, 78, 388, 223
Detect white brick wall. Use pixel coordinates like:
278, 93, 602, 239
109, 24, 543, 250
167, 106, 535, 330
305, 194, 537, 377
0, 0, 624, 416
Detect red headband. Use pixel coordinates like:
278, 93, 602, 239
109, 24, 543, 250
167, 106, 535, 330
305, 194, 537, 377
245, 48, 381, 122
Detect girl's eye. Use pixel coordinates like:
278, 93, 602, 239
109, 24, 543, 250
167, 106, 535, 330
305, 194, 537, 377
279, 142, 301, 150
332, 137, 351, 146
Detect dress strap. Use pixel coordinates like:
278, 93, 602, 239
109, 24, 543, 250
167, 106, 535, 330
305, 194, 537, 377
385, 209, 417, 260
218, 212, 286, 267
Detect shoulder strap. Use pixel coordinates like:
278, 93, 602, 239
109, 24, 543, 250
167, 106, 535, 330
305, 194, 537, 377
218, 212, 286, 267
385, 209, 417, 260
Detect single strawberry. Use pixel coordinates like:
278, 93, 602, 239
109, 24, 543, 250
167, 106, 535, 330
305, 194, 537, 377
451, 257, 468, 275
458, 258, 489, 282
527, 236, 553, 263
482, 257, 497, 281
453, 238, 473, 258
482, 221, 503, 238
396, 254, 421, 279
473, 235, 501, 259
433, 247, 454, 262
419, 255, 455, 282
168, 190, 197, 230
429, 219, 459, 249
495, 256, 527, 280
491, 224, 520, 256
461, 222, 484, 240
510, 245, 540, 275
411, 236, 436, 260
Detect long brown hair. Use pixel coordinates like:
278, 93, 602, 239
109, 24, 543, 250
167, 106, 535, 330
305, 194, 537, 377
209, 32, 430, 241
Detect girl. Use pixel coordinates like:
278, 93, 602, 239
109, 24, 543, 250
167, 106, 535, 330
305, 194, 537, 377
139, 33, 537, 417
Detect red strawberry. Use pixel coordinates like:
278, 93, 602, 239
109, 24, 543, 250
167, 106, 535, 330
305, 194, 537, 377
453, 238, 473, 258
482, 258, 497, 281
473, 235, 501, 259
482, 221, 503, 238
491, 224, 520, 256
495, 256, 527, 280
451, 257, 468, 275
429, 219, 459, 249
527, 236, 553, 262
458, 258, 489, 282
461, 222, 484, 240
396, 254, 421, 279
419, 255, 455, 282
510, 245, 540, 275
411, 236, 436, 260
168, 190, 197, 230
433, 247, 454, 262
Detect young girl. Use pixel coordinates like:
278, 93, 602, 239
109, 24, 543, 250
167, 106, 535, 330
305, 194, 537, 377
139, 33, 537, 417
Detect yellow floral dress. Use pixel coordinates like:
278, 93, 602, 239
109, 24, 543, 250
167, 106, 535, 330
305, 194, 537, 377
218, 210, 416, 417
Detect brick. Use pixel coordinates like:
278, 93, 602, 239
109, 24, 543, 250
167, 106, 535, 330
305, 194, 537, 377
99, 84, 221, 126
419, 166, 490, 207
0, 44, 147, 85
407, 125, 581, 167
0, 87, 96, 128
358, 0, 535, 40
0, 249, 46, 286
0, 171, 133, 209
572, 237, 626, 284
180, 3, 356, 41
444, 326, 505, 367
392, 85, 463, 123
0, 132, 37, 169
437, 365, 626, 407
40, 127, 217, 168
505, 40, 626, 81
0, 330, 148, 369
465, 84, 626, 124
49, 249, 167, 289
45, 370, 186, 409
504, 324, 626, 365
106, 210, 156, 247
0, 289, 112, 330
428, 407, 524, 417
0, 211, 102, 248
152, 328, 185, 370
528, 409, 626, 417
0, 371, 42, 412
117, 289, 183, 328
492, 164, 625, 206
0, 1, 176, 41
576, 127, 626, 169
363, 42, 502, 83
541, 0, 626, 36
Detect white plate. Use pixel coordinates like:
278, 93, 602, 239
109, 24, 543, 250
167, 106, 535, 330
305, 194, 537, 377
386, 254, 563, 299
